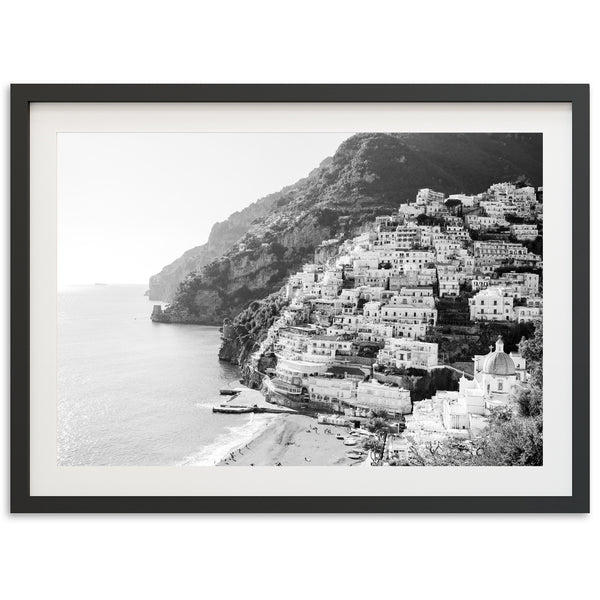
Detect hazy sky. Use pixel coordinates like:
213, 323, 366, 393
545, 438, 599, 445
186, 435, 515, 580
57, 132, 354, 286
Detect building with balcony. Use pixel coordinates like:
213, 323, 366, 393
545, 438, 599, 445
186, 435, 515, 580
497, 271, 539, 297
416, 188, 445, 205
515, 297, 543, 323
353, 380, 412, 415
510, 223, 539, 241
438, 273, 460, 297
377, 338, 438, 370
473, 240, 528, 259
307, 375, 357, 409
468, 286, 515, 321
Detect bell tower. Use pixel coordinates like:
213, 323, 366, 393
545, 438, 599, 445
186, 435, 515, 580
495, 336, 504, 353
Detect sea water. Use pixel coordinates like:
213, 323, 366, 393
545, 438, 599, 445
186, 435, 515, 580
57, 284, 272, 466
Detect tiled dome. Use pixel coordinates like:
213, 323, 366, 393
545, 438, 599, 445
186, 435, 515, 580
482, 336, 516, 376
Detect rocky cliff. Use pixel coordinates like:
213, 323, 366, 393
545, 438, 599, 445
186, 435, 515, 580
218, 292, 288, 387
152, 133, 542, 325
148, 162, 330, 301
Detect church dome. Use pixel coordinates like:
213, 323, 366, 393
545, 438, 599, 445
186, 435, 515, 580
482, 337, 516, 375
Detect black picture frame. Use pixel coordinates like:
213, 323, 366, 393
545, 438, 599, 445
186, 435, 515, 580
10, 84, 590, 513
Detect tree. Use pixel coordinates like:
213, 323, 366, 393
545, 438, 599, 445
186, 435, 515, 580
514, 384, 543, 417
445, 199, 462, 209
475, 409, 543, 466
409, 438, 478, 466
270, 242, 286, 260
363, 437, 385, 457
519, 323, 543, 389
365, 412, 395, 465
316, 208, 338, 228
408, 402, 543, 467
416, 214, 445, 227
367, 416, 390, 433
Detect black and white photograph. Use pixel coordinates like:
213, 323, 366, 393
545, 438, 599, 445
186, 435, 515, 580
3, 0, 597, 596
57, 131, 544, 468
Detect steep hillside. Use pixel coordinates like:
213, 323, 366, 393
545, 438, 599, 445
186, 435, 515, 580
152, 133, 542, 324
148, 161, 329, 301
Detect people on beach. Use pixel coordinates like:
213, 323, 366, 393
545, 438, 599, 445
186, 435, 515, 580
217, 417, 353, 467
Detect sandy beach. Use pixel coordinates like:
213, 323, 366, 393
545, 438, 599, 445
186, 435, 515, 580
217, 414, 365, 466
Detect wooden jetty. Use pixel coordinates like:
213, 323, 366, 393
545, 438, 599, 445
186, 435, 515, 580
216, 386, 297, 415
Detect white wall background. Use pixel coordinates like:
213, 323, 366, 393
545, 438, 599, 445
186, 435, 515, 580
1, 2, 596, 599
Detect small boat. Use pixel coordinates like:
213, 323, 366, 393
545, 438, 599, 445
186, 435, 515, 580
350, 428, 372, 437
336, 433, 345, 440
219, 389, 239, 396
212, 404, 253, 414
343, 437, 358, 446
346, 451, 364, 460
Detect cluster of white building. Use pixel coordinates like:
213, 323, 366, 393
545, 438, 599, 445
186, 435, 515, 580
407, 337, 527, 441
482, 182, 541, 222
254, 183, 541, 424
469, 271, 542, 323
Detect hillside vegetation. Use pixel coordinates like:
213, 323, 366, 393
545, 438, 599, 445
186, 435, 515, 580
152, 133, 542, 325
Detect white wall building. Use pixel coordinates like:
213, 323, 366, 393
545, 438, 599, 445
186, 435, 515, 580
429, 336, 527, 435
273, 356, 329, 396
497, 271, 539, 297
304, 335, 353, 361
447, 193, 479, 208
465, 215, 499, 230
469, 286, 515, 321
307, 376, 357, 407
416, 188, 445, 205
473, 337, 524, 405
390, 322, 429, 339
510, 223, 539, 241
417, 225, 441, 247
438, 273, 460, 296
353, 256, 380, 272
398, 203, 426, 218
377, 338, 438, 369
471, 277, 492, 291
515, 297, 543, 323
353, 380, 412, 414
425, 201, 448, 217
381, 304, 438, 326
473, 241, 528, 259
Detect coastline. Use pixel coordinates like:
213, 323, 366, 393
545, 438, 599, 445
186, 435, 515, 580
181, 383, 303, 467
178, 411, 279, 466
217, 413, 362, 466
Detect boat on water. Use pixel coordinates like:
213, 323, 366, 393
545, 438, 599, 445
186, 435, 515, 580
212, 404, 253, 414
343, 437, 358, 446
